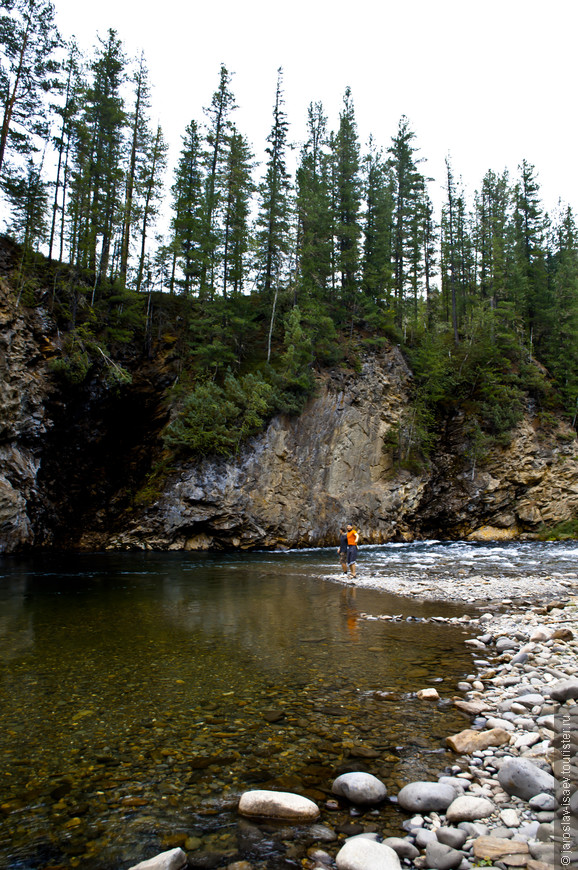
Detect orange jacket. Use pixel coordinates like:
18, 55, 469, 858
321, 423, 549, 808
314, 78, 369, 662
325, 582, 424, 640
347, 528, 359, 546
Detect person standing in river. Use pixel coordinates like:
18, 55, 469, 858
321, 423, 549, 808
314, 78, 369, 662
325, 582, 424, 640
337, 527, 348, 573
346, 523, 359, 578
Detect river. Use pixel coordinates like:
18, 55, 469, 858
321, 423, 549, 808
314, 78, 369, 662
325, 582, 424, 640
0, 541, 574, 869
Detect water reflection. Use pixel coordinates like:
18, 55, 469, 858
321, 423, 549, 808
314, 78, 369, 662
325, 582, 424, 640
0, 551, 475, 869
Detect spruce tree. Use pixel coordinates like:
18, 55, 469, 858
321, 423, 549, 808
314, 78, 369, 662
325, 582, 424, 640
170, 120, 204, 295
332, 87, 361, 306
255, 67, 291, 298
295, 101, 333, 303
200, 64, 236, 298
0, 0, 61, 179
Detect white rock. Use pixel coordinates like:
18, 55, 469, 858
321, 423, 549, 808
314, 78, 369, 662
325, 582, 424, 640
336, 837, 401, 870
417, 687, 440, 700
238, 789, 319, 820
128, 848, 187, 870
500, 808, 520, 827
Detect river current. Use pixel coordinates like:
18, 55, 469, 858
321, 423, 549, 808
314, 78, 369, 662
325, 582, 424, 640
0, 541, 575, 869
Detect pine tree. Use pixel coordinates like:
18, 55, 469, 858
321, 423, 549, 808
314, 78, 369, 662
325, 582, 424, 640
0, 0, 61, 179
135, 123, 167, 292
199, 64, 236, 298
332, 87, 361, 306
295, 101, 333, 303
48, 38, 82, 263
170, 120, 204, 295
68, 29, 126, 284
361, 137, 394, 306
119, 51, 152, 288
388, 115, 426, 327
256, 67, 291, 298
221, 127, 253, 296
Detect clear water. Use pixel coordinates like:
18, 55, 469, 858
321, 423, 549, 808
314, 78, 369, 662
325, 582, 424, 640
0, 543, 572, 869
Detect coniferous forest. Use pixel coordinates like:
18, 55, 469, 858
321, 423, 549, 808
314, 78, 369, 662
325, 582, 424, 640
2, 0, 578, 472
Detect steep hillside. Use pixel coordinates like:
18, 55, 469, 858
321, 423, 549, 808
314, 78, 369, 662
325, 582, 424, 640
1, 252, 576, 555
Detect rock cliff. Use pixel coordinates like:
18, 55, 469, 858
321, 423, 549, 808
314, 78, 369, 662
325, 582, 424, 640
0, 252, 577, 553
104, 352, 578, 552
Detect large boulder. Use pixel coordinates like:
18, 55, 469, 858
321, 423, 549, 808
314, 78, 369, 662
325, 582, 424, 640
497, 758, 556, 801
397, 781, 457, 813
332, 772, 387, 805
238, 789, 319, 821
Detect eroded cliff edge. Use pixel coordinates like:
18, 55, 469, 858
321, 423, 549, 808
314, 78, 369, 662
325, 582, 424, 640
1, 264, 577, 554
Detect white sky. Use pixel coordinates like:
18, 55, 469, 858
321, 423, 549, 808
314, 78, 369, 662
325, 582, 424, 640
49, 0, 578, 220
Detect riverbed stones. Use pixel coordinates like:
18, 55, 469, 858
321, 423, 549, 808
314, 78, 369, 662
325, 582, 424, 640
446, 727, 511, 754
335, 837, 401, 870
497, 758, 556, 801
417, 687, 440, 700
547, 677, 578, 702
425, 840, 464, 870
445, 795, 495, 822
397, 781, 457, 813
331, 772, 387, 805
435, 827, 468, 849
472, 836, 530, 862
382, 837, 419, 860
128, 848, 187, 870
238, 789, 320, 820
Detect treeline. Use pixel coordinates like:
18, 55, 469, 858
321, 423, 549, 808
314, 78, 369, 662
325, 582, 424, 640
1, 0, 578, 462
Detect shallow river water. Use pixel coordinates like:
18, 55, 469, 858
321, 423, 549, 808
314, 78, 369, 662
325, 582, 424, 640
0, 542, 573, 869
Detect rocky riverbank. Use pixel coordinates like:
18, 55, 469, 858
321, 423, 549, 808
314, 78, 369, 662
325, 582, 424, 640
125, 579, 577, 870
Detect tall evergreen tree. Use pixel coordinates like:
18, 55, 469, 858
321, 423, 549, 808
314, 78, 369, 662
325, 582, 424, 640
361, 137, 394, 306
332, 87, 361, 305
199, 63, 236, 297
388, 115, 425, 327
68, 29, 126, 284
221, 126, 253, 296
48, 38, 81, 262
170, 119, 204, 295
119, 51, 152, 288
0, 0, 60, 179
135, 123, 167, 292
295, 101, 333, 303
255, 67, 291, 298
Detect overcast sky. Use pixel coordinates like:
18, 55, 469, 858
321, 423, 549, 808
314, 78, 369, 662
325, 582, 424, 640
51, 0, 577, 219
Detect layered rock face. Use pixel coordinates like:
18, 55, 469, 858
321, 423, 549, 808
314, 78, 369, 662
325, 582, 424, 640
0, 275, 55, 552
107, 351, 578, 552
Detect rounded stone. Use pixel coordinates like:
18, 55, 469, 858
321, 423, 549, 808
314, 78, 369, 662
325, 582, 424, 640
238, 789, 320, 821
497, 758, 556, 801
446, 795, 495, 822
332, 772, 387, 805
382, 837, 419, 860
436, 827, 468, 850
336, 837, 401, 870
425, 840, 464, 870
397, 781, 457, 813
